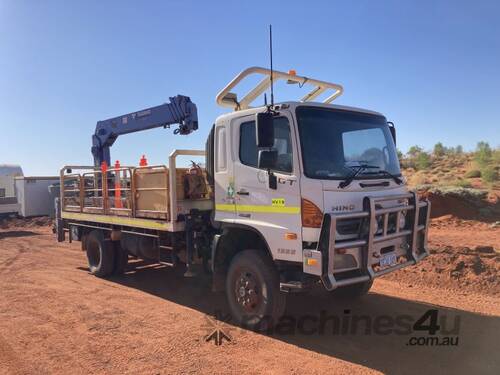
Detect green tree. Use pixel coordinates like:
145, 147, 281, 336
475, 141, 492, 166
455, 145, 463, 154
433, 142, 445, 157
408, 145, 423, 157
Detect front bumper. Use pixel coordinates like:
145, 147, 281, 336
303, 192, 431, 291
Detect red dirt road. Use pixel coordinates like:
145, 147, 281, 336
1, 223, 499, 374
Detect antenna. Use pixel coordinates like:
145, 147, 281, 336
269, 24, 274, 107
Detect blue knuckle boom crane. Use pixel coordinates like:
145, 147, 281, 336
91, 95, 198, 167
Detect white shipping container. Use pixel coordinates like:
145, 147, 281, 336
0, 164, 23, 215
15, 176, 59, 217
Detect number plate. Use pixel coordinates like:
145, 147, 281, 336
380, 253, 397, 268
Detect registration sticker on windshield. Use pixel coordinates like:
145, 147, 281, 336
272, 198, 285, 207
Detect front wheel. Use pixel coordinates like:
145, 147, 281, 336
225, 250, 286, 330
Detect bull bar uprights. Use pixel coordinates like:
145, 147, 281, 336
317, 192, 431, 291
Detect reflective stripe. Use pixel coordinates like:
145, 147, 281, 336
216, 203, 300, 214
61, 211, 169, 230
215, 204, 235, 211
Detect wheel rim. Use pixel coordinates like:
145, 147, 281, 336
87, 239, 100, 268
235, 270, 261, 312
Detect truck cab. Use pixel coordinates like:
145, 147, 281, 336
211, 99, 429, 281
209, 68, 429, 327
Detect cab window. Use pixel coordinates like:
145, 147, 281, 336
239, 117, 293, 173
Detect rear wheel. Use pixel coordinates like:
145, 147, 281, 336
333, 280, 373, 298
86, 230, 115, 277
113, 242, 129, 275
225, 250, 286, 330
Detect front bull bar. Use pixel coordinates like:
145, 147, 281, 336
314, 192, 431, 291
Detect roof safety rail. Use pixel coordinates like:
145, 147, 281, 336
216, 66, 344, 111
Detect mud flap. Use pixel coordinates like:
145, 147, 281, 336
210, 234, 225, 292
56, 219, 65, 242
55, 197, 65, 242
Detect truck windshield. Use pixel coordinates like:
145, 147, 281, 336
296, 107, 401, 179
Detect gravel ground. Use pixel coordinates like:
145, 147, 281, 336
0, 221, 499, 374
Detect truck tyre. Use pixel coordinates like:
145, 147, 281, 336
86, 230, 115, 277
333, 280, 373, 298
113, 242, 128, 275
226, 250, 286, 331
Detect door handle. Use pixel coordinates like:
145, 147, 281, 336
236, 190, 250, 196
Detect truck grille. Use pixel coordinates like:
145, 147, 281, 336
336, 215, 398, 236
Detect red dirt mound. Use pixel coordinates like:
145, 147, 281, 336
384, 245, 500, 296
420, 189, 500, 221
384, 216, 500, 296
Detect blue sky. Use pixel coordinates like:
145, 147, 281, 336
1, 0, 499, 175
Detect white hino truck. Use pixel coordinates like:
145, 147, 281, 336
56, 67, 430, 328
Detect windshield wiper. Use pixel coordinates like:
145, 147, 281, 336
362, 169, 403, 185
338, 164, 379, 189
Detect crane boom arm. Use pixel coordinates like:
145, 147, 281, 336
91, 95, 198, 166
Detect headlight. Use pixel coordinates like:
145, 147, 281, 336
361, 216, 384, 235
372, 216, 383, 233
399, 212, 407, 229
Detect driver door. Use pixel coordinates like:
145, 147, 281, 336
231, 111, 302, 263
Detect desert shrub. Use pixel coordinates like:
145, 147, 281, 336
474, 141, 492, 166
415, 152, 431, 170
407, 145, 423, 157
433, 142, 446, 157
481, 166, 498, 183
405, 146, 432, 170
464, 169, 481, 178
454, 179, 472, 188
428, 186, 488, 201
493, 148, 500, 164
397, 149, 403, 160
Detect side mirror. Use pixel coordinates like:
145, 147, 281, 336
258, 149, 277, 170
255, 112, 274, 148
388, 122, 396, 145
